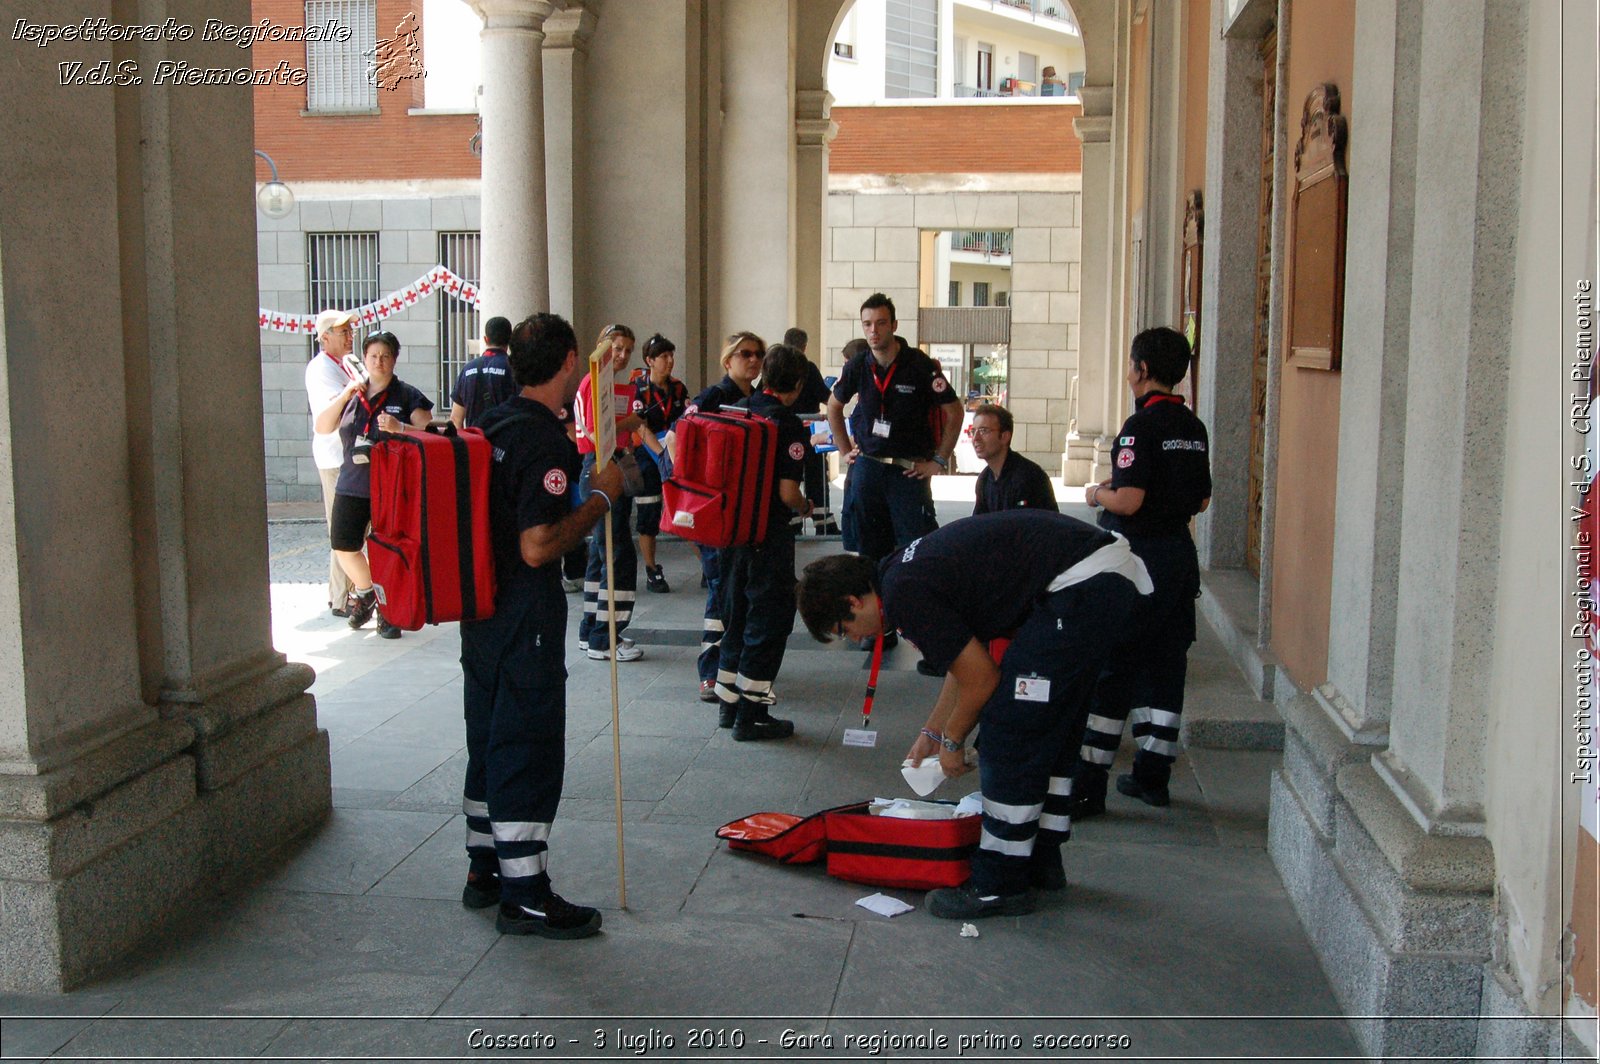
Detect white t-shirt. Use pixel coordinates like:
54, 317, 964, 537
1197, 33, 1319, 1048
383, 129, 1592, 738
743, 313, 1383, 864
305, 351, 353, 470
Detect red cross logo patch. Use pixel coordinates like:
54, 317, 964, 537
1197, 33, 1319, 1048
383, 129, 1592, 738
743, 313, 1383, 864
788, 442, 805, 461
544, 469, 568, 495
1116, 448, 1135, 469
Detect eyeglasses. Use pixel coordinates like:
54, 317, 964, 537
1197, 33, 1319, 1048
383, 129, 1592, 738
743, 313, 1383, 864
735, 349, 763, 360
969, 427, 999, 439
833, 620, 849, 641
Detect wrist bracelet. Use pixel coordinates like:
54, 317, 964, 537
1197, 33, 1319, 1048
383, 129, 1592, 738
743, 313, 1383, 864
919, 727, 942, 744
591, 488, 613, 509
1089, 484, 1101, 507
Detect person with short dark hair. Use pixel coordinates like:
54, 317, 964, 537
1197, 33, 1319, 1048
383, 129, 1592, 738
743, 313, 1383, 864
314, 331, 435, 640
797, 511, 1151, 918
713, 343, 813, 741
631, 334, 689, 594
971, 403, 1058, 515
825, 292, 964, 568
459, 311, 622, 940
450, 315, 517, 429
784, 326, 841, 537
681, 331, 766, 703
1075, 326, 1212, 814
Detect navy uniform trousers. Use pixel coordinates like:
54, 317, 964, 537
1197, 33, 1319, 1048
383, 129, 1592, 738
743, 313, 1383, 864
577, 453, 637, 651
849, 457, 938, 562
970, 572, 1141, 896
714, 532, 797, 719
461, 572, 567, 908
697, 545, 723, 685
1078, 533, 1200, 788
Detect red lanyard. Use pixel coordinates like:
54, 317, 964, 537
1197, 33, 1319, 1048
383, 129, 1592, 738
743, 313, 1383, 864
868, 357, 898, 400
356, 385, 390, 431
861, 601, 888, 727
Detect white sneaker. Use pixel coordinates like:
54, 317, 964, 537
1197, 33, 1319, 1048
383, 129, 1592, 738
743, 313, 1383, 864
561, 578, 582, 593
587, 642, 644, 662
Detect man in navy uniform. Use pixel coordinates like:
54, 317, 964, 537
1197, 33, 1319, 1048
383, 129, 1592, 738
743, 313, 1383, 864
1074, 327, 1212, 814
717, 344, 814, 740
449, 315, 516, 429
459, 312, 623, 940
825, 293, 964, 567
797, 511, 1151, 918
970, 403, 1058, 515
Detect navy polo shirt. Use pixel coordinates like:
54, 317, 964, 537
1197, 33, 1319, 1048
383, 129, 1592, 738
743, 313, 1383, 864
632, 376, 690, 435
974, 451, 1059, 515
735, 389, 811, 537
335, 377, 434, 497
831, 338, 962, 459
879, 511, 1114, 673
450, 349, 515, 428
688, 375, 751, 415
477, 397, 580, 587
1099, 392, 1212, 538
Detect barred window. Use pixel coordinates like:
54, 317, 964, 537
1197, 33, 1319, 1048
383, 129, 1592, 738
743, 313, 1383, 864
885, 0, 938, 99
306, 232, 379, 356
306, 0, 377, 113
438, 231, 483, 400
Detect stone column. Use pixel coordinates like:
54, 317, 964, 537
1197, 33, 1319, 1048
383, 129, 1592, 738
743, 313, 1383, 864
793, 89, 837, 349
1064, 87, 1113, 484
1319, 0, 1422, 742
1378, 0, 1526, 835
473, 0, 556, 319
717, 0, 797, 341
1192, 0, 1266, 572
0, 5, 327, 990
542, 3, 598, 325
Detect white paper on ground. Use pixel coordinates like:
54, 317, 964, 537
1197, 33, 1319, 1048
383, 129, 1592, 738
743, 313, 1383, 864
856, 893, 915, 918
842, 728, 878, 747
960, 923, 980, 938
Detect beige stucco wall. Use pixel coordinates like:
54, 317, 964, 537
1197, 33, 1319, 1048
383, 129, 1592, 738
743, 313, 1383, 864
824, 178, 1082, 470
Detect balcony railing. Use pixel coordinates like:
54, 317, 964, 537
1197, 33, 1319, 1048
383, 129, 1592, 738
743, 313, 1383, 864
950, 230, 1013, 256
986, 0, 1080, 32
954, 78, 1075, 98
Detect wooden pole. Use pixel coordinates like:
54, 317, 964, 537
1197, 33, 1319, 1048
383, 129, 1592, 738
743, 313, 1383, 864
603, 507, 626, 909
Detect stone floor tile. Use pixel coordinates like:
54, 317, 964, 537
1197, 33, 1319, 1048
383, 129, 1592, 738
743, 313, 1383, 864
258, 807, 452, 895
561, 735, 705, 802
329, 735, 460, 793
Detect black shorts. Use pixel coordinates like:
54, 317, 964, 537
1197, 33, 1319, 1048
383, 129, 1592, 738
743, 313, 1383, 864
329, 493, 372, 552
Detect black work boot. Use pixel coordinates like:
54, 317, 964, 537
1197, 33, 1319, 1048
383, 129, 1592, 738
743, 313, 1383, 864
1065, 766, 1108, 821
732, 705, 794, 742
1027, 846, 1067, 892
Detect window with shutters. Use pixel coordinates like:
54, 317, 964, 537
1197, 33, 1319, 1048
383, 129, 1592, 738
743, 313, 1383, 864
885, 0, 938, 99
305, 0, 378, 113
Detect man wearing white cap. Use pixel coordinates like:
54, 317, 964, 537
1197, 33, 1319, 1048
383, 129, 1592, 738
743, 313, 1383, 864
306, 308, 358, 616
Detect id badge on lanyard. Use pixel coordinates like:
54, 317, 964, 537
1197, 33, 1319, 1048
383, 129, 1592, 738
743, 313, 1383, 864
869, 359, 897, 440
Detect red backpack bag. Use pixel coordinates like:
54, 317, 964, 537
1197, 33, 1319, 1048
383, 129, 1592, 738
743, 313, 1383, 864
660, 407, 777, 548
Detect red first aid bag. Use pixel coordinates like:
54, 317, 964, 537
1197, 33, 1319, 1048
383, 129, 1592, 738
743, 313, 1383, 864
716, 801, 981, 891
368, 425, 496, 630
823, 802, 980, 891
660, 407, 776, 548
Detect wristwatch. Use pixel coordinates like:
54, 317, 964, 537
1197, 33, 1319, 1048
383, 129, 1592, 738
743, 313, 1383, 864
930, 453, 949, 470
940, 734, 963, 753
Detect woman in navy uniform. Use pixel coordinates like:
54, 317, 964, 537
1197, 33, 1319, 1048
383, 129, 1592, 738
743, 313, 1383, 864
631, 333, 689, 594
459, 313, 622, 940
797, 511, 1151, 918
680, 331, 765, 704
1075, 327, 1212, 813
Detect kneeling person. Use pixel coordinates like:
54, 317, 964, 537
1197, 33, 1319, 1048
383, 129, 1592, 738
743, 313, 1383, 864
797, 511, 1151, 917
716, 344, 814, 741
459, 312, 623, 940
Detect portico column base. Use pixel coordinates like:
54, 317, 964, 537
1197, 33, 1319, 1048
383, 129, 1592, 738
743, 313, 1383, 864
1267, 689, 1560, 1058
0, 663, 329, 992
1062, 432, 1097, 484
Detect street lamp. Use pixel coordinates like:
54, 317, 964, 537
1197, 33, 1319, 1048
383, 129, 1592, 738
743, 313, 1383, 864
253, 150, 295, 219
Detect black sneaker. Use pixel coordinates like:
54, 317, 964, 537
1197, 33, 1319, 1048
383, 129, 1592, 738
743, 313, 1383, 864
1028, 849, 1067, 892
717, 703, 737, 729
732, 712, 794, 742
1116, 773, 1171, 807
496, 892, 602, 939
926, 882, 1036, 920
330, 604, 350, 618
377, 616, 402, 640
645, 565, 670, 594
346, 589, 377, 629
915, 658, 946, 678
461, 871, 501, 909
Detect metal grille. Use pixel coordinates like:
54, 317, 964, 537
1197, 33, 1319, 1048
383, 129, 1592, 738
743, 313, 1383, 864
885, 0, 938, 99
438, 231, 483, 400
950, 230, 1013, 256
306, 232, 379, 356
306, 0, 377, 113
